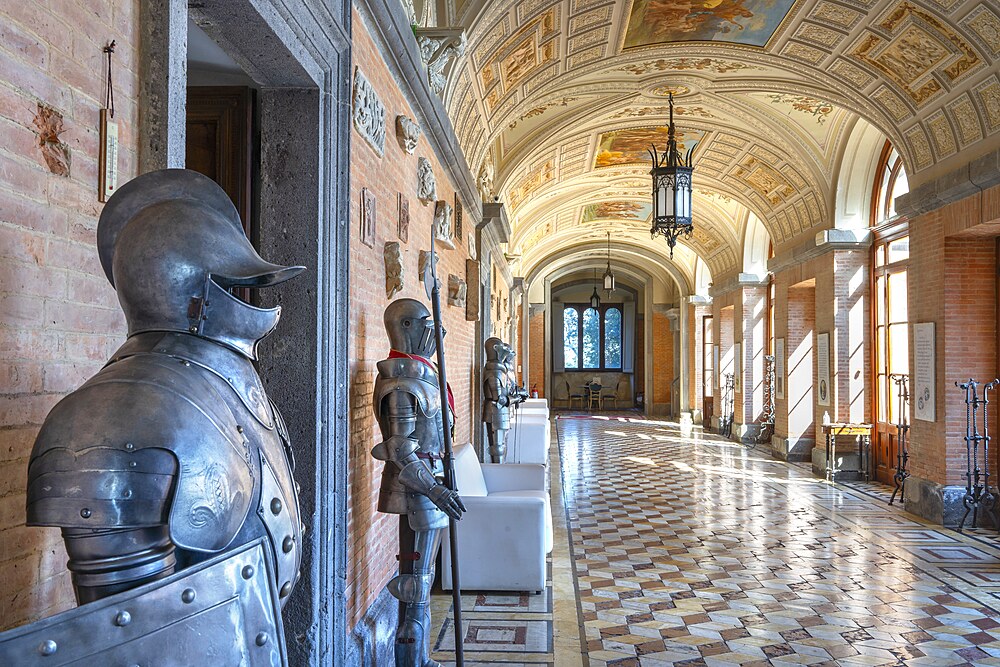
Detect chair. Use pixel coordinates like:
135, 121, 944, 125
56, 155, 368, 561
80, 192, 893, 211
567, 380, 585, 410
603, 377, 631, 410
441, 443, 552, 592
587, 382, 602, 411
508, 413, 551, 465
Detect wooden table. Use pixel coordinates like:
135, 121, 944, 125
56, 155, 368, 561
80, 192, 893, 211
822, 422, 873, 482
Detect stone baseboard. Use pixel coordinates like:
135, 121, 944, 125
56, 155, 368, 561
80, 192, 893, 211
811, 446, 867, 481
771, 436, 814, 462
903, 474, 998, 528
346, 585, 398, 667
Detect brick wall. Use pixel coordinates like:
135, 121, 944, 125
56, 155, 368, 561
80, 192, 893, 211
785, 280, 816, 442
736, 287, 766, 425
650, 308, 673, 414
346, 10, 477, 634
908, 183, 1000, 486
0, 2, 138, 629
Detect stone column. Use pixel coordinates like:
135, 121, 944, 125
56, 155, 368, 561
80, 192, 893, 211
733, 281, 767, 441
138, 0, 187, 172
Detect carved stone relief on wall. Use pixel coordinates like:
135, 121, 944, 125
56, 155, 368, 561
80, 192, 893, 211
396, 115, 421, 154
466, 259, 479, 321
433, 200, 455, 248
361, 187, 376, 248
417, 157, 437, 204
447, 274, 467, 308
419, 250, 438, 294
454, 193, 463, 242
352, 68, 385, 156
398, 193, 409, 243
384, 241, 403, 298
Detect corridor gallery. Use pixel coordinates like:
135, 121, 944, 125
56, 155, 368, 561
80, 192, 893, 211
0, 0, 999, 664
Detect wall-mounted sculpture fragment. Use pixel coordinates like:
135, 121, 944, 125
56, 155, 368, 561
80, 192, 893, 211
396, 115, 421, 154
352, 68, 385, 156
417, 157, 436, 204
466, 259, 480, 321
398, 193, 409, 243
385, 242, 404, 298
361, 187, 376, 248
448, 274, 467, 308
433, 200, 455, 248
419, 250, 438, 295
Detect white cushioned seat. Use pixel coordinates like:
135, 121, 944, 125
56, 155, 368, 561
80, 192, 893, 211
441, 443, 552, 592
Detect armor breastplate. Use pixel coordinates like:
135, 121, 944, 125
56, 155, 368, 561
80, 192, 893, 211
373, 358, 446, 517
27, 332, 301, 605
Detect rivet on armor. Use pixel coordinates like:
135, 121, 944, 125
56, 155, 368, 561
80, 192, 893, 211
181, 588, 196, 604
282, 535, 294, 553
122, 489, 132, 499
38, 639, 57, 655
241, 565, 255, 580
236, 425, 244, 434
128, 461, 137, 468
80, 508, 92, 519
270, 497, 282, 515
125, 442, 135, 451
280, 581, 292, 598
255, 632, 268, 647
114, 610, 131, 627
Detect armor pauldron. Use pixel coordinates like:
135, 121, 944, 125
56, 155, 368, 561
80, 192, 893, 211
374, 359, 441, 419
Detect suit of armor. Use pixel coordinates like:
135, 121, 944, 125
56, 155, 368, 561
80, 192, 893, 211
482, 337, 514, 463
5, 170, 304, 664
373, 298, 465, 667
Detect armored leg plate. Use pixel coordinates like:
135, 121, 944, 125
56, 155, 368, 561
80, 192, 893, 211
0, 538, 286, 667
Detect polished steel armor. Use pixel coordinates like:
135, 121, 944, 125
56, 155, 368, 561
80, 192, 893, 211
482, 337, 514, 463
373, 298, 465, 667
1, 169, 304, 664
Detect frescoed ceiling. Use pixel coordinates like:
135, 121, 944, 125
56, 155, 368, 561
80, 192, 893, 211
437, 0, 1000, 283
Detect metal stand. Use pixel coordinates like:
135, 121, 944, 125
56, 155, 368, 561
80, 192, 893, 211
720, 373, 735, 439
956, 378, 999, 533
822, 423, 873, 482
889, 374, 910, 505
750, 354, 776, 450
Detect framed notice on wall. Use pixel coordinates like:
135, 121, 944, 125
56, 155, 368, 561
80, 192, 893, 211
713, 344, 720, 391
733, 342, 742, 393
913, 322, 935, 421
775, 338, 785, 400
817, 333, 831, 407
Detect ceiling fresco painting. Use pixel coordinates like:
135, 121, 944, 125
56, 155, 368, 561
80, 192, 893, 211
580, 201, 653, 223
439, 0, 1000, 285
594, 127, 706, 168
623, 0, 799, 48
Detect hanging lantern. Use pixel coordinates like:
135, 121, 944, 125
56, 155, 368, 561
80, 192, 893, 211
602, 232, 615, 292
648, 92, 694, 259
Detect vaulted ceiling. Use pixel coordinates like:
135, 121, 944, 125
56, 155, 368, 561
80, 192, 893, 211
438, 0, 1000, 282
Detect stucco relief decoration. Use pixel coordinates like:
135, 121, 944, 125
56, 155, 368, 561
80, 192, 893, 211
849, 3, 982, 109
478, 159, 495, 201
417, 157, 437, 204
352, 68, 386, 156
398, 193, 409, 243
416, 29, 467, 96
447, 274, 467, 308
454, 193, 463, 241
623, 0, 796, 49
396, 115, 421, 154
619, 58, 759, 75
508, 160, 554, 209
733, 156, 794, 205
433, 200, 455, 249
361, 187, 376, 248
764, 94, 834, 124
384, 242, 404, 298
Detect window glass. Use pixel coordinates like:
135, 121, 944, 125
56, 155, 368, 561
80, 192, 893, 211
564, 307, 579, 369
582, 308, 600, 368
887, 167, 909, 219
604, 308, 622, 369
888, 271, 907, 323
887, 236, 909, 264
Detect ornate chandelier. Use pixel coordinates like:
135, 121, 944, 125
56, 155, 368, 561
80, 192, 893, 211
648, 92, 694, 259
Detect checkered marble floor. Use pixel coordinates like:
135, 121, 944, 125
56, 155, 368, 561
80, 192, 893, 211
559, 416, 1000, 666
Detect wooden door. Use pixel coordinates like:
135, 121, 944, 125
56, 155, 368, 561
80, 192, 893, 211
185, 86, 255, 234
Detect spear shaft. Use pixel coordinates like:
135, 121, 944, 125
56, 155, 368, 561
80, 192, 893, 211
429, 232, 464, 666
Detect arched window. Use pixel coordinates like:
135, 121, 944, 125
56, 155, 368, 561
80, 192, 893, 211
872, 141, 909, 226
564, 307, 579, 369
604, 308, 622, 369
582, 307, 600, 368
561, 303, 630, 371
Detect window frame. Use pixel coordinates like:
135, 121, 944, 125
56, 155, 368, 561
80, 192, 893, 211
561, 302, 625, 372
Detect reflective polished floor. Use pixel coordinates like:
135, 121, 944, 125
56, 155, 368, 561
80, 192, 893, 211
432, 415, 1000, 666
562, 416, 1000, 666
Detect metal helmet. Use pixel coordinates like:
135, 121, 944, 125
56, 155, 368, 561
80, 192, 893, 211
484, 337, 513, 364
97, 169, 305, 360
384, 298, 439, 358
